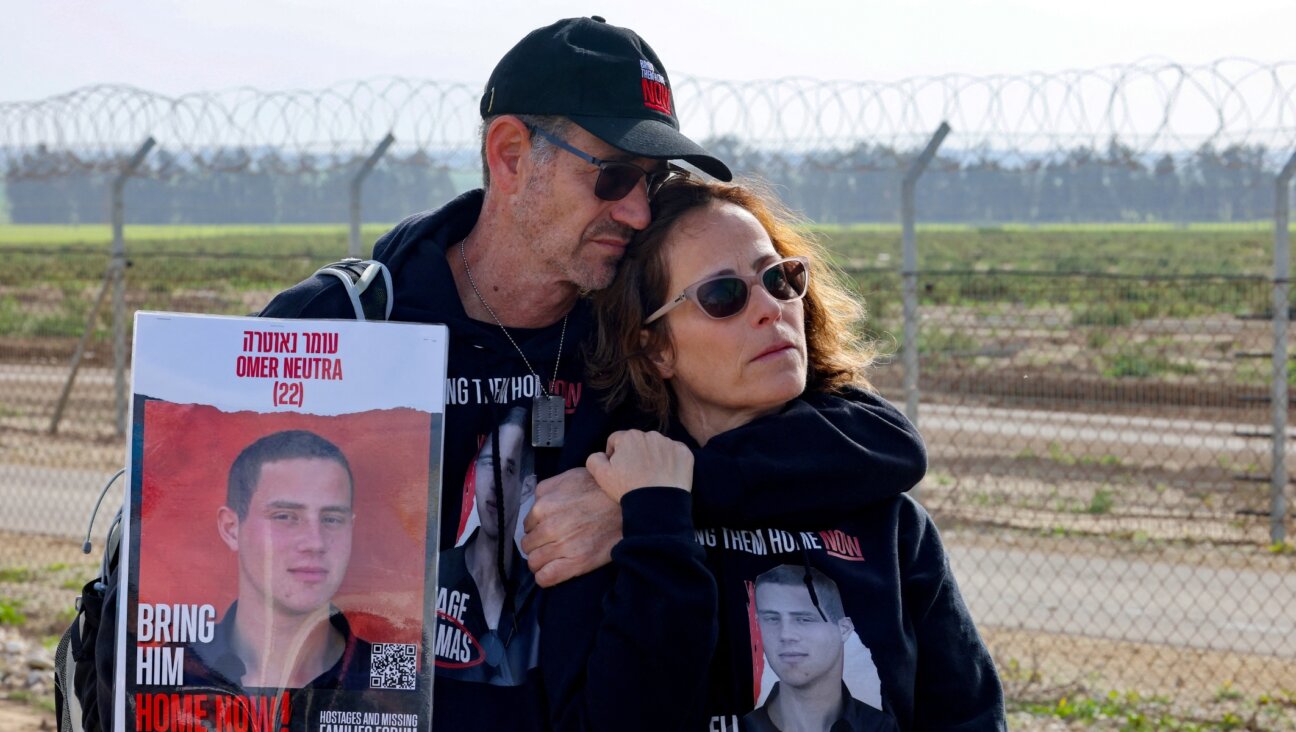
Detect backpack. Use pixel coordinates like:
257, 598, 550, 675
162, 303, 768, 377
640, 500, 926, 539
52, 259, 391, 732
312, 258, 394, 322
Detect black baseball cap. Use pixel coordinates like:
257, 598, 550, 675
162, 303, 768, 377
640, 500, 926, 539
481, 16, 733, 181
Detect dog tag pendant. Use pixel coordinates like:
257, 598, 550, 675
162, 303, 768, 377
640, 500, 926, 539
532, 394, 565, 448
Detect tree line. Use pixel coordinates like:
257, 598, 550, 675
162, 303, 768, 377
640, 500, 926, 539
2, 139, 1286, 225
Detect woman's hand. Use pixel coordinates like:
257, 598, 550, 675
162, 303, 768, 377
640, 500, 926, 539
585, 430, 694, 503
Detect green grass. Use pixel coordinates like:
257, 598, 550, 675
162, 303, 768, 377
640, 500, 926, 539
0, 567, 35, 583
1018, 692, 1213, 730
0, 223, 389, 246
0, 598, 26, 626
1011, 687, 1296, 731
917, 328, 981, 356
1076, 304, 1135, 327
1102, 345, 1200, 380
1086, 487, 1116, 515
1268, 540, 1295, 555
814, 221, 1274, 232
809, 223, 1278, 277
7, 689, 57, 714
0, 222, 1282, 277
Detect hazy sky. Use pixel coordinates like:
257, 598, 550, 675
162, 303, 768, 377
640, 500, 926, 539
6, 0, 1294, 100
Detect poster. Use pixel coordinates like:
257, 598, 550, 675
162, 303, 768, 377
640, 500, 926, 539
115, 313, 447, 732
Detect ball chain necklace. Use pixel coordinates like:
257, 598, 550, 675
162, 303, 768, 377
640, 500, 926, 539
459, 240, 567, 448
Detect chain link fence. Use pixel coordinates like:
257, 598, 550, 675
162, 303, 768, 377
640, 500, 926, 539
3, 60, 1295, 720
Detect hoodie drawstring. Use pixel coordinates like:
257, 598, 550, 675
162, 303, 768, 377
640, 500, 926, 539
801, 546, 829, 623
489, 414, 521, 642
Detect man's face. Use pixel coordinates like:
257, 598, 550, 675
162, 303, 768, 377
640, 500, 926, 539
513, 124, 657, 291
755, 582, 851, 691
473, 421, 527, 542
223, 457, 354, 618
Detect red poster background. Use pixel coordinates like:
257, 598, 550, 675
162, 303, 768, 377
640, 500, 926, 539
135, 401, 432, 644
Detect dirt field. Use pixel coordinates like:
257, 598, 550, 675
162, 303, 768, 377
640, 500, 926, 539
987, 626, 1296, 705
0, 698, 48, 732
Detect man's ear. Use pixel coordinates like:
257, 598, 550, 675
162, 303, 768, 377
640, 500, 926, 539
639, 328, 675, 379
838, 616, 855, 641
484, 116, 533, 195
216, 506, 240, 552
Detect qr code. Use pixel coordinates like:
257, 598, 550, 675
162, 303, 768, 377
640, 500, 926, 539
370, 643, 417, 690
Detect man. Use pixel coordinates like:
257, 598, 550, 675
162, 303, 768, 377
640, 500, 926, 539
261, 17, 734, 730
745, 566, 896, 732
187, 430, 373, 691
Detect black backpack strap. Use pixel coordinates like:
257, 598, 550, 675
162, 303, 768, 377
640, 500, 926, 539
314, 258, 393, 321
89, 508, 122, 732
56, 470, 125, 732
54, 504, 121, 732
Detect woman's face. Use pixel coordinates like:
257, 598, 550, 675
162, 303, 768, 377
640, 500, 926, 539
649, 201, 808, 442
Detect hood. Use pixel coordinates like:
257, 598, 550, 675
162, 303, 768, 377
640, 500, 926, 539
368, 189, 484, 334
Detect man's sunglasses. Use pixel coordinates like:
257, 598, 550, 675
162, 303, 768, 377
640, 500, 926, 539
644, 256, 810, 324
528, 125, 683, 201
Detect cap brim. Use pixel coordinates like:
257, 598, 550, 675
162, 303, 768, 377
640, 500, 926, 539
570, 115, 733, 182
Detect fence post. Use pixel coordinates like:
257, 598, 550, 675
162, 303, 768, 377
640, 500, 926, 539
350, 133, 396, 257
109, 137, 156, 437
901, 122, 951, 434
1271, 151, 1296, 544
48, 274, 112, 434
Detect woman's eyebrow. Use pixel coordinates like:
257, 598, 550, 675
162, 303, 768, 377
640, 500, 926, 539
702, 267, 738, 278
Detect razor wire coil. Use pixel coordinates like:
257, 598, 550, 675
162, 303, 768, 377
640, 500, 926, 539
2, 58, 1295, 179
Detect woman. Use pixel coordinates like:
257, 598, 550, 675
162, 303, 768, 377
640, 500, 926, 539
543, 178, 1003, 731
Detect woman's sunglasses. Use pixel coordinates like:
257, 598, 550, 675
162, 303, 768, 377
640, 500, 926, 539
644, 256, 810, 324
528, 125, 684, 201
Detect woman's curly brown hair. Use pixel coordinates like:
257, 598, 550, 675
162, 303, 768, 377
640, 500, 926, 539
588, 176, 876, 429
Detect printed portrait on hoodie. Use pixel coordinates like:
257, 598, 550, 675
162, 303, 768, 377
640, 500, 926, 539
744, 565, 895, 732
433, 406, 540, 686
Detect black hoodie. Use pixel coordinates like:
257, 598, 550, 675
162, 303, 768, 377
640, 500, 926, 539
542, 390, 1005, 731
261, 191, 936, 731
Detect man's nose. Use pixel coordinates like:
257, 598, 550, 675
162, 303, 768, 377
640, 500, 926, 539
609, 183, 651, 231
298, 519, 327, 552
